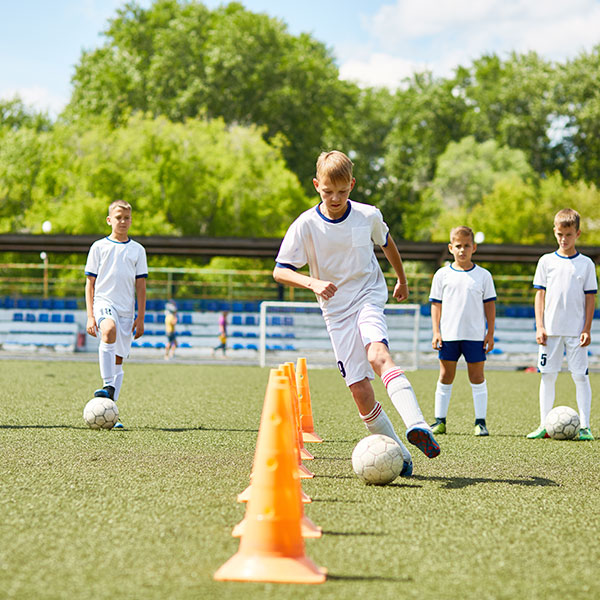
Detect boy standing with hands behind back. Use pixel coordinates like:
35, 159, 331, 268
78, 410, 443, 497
527, 208, 597, 441
85, 200, 148, 427
274, 150, 440, 475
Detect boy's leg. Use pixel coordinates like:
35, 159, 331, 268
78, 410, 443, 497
467, 361, 488, 436
350, 378, 413, 476
433, 359, 456, 433
113, 359, 124, 402
565, 338, 592, 434
95, 318, 117, 399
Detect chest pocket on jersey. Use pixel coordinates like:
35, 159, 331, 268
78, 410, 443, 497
352, 226, 371, 247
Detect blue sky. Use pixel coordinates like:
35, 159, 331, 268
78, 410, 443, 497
2, 0, 600, 115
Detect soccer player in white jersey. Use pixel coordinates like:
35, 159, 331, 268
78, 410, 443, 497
85, 200, 148, 427
527, 208, 597, 441
429, 226, 497, 436
274, 150, 440, 475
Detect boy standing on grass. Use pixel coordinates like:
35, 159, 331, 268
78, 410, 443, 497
274, 150, 440, 476
429, 226, 496, 436
527, 208, 597, 441
85, 200, 148, 428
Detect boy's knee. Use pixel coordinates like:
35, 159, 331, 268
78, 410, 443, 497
100, 320, 117, 343
571, 372, 588, 384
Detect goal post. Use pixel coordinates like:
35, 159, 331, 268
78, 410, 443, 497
258, 301, 422, 370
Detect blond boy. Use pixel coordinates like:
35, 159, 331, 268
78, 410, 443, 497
527, 208, 597, 440
274, 150, 440, 475
85, 200, 147, 426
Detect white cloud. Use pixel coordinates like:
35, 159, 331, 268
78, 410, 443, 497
0, 87, 68, 117
339, 53, 426, 88
363, 0, 600, 78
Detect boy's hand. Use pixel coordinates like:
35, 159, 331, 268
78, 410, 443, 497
393, 281, 409, 302
536, 326, 547, 345
86, 316, 97, 337
483, 331, 495, 353
312, 280, 337, 300
580, 331, 591, 347
133, 316, 144, 339
431, 333, 442, 350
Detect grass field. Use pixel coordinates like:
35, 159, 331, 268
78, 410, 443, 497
1, 359, 598, 600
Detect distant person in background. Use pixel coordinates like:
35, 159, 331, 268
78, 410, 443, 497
213, 310, 228, 357
84, 199, 147, 428
164, 301, 178, 360
527, 208, 597, 441
429, 226, 496, 437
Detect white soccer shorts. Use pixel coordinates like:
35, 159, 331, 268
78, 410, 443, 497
538, 335, 588, 374
325, 303, 390, 387
93, 300, 134, 359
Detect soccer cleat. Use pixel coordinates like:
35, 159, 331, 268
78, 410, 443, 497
400, 459, 413, 477
94, 385, 115, 400
406, 426, 440, 458
474, 423, 489, 436
431, 421, 446, 435
526, 425, 549, 439
112, 422, 124, 429
578, 427, 594, 441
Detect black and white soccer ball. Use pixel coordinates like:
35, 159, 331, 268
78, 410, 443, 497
545, 405, 580, 440
83, 397, 119, 430
351, 434, 404, 485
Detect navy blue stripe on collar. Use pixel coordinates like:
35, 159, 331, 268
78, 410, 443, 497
315, 201, 352, 223
554, 251, 579, 259
449, 264, 476, 272
106, 236, 131, 244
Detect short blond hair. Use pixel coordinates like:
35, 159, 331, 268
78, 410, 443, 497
315, 150, 353, 185
554, 208, 580, 231
450, 225, 474, 243
108, 200, 132, 215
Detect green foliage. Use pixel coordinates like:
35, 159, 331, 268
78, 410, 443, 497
0, 114, 310, 238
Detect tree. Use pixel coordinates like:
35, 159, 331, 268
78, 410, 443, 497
0, 97, 52, 132
65, 0, 343, 190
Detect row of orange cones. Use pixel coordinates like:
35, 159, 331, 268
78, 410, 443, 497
214, 357, 327, 584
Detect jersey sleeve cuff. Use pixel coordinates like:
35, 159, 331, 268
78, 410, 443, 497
275, 262, 298, 271
483, 296, 496, 303
429, 298, 442, 304
84, 271, 97, 277
584, 289, 597, 294
136, 273, 148, 279
533, 285, 546, 290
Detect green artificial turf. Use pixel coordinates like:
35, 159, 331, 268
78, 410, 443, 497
0, 360, 598, 599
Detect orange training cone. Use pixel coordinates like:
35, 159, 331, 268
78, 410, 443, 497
284, 363, 315, 461
214, 372, 325, 584
296, 357, 324, 443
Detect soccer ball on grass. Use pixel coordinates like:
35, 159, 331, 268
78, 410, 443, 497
83, 397, 119, 430
351, 434, 404, 485
545, 405, 580, 440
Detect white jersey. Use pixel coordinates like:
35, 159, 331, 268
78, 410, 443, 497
429, 264, 496, 341
276, 200, 389, 320
533, 251, 597, 337
85, 237, 148, 318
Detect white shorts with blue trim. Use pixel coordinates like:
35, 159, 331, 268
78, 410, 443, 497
93, 300, 134, 359
538, 335, 588, 375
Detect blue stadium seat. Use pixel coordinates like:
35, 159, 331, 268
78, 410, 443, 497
3, 297, 15, 309
181, 300, 194, 312
284, 345, 296, 351
51, 314, 61, 323
156, 314, 165, 324
154, 299, 166, 311
63, 314, 75, 323
28, 299, 41, 309
420, 304, 431, 316
132, 341, 140, 348
246, 343, 258, 351
283, 317, 294, 326
26, 313, 36, 322
154, 342, 165, 349
144, 314, 155, 323
52, 299, 65, 310
180, 330, 192, 336
38, 313, 49, 323
41, 299, 52, 310
13, 312, 23, 322
246, 331, 258, 338
233, 343, 244, 350
232, 331, 243, 337
270, 316, 282, 326
181, 314, 192, 325
245, 315, 256, 326
180, 342, 191, 348
232, 302, 244, 313
16, 299, 27, 309
65, 299, 78, 310
142, 342, 153, 348
232, 315, 243, 325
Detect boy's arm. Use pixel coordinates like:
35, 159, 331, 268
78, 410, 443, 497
133, 277, 146, 339
85, 276, 97, 337
273, 266, 337, 301
580, 293, 596, 347
431, 302, 442, 350
534, 289, 547, 345
381, 235, 408, 302
483, 300, 496, 353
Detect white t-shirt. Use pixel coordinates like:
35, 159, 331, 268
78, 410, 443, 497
85, 237, 148, 317
275, 200, 389, 320
533, 251, 597, 336
429, 264, 496, 341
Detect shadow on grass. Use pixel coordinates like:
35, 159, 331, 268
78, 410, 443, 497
321, 530, 386, 536
411, 474, 559, 489
327, 573, 413, 583
0, 424, 84, 430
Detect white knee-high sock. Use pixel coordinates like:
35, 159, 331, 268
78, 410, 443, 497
382, 367, 428, 430
539, 372, 558, 426
113, 364, 124, 402
571, 372, 592, 429
360, 402, 412, 462
471, 380, 488, 421
98, 341, 116, 387
435, 381, 453, 419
